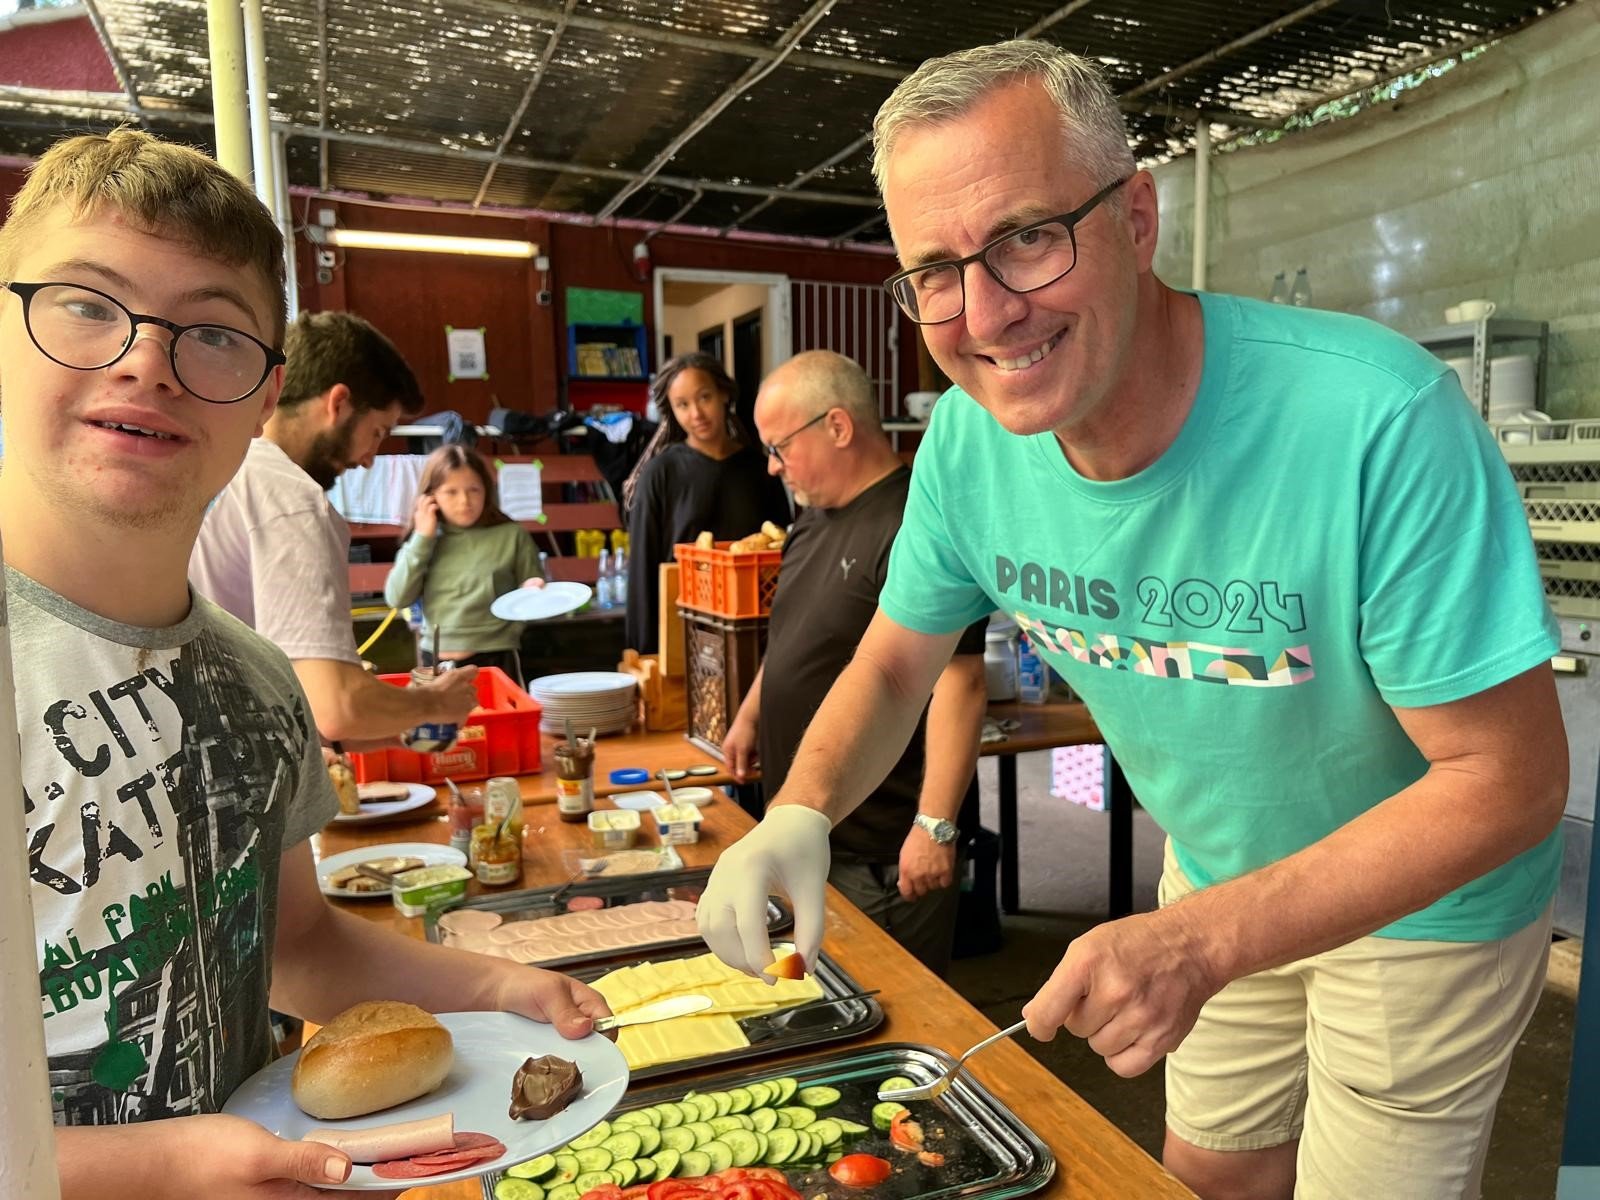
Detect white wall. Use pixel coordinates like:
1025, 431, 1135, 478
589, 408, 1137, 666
661, 283, 770, 372
1151, 0, 1600, 417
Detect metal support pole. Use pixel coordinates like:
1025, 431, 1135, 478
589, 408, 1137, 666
273, 130, 299, 320
206, 0, 253, 183
0, 532, 63, 1200
241, 0, 276, 210
1192, 121, 1210, 291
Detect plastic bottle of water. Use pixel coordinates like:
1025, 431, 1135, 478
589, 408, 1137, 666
612, 547, 627, 611
1289, 267, 1313, 308
595, 549, 613, 609
1267, 271, 1288, 304
1017, 635, 1047, 704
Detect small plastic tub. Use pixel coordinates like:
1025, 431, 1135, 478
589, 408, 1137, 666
653, 802, 704, 846
669, 786, 715, 806
392, 864, 471, 917
588, 808, 641, 850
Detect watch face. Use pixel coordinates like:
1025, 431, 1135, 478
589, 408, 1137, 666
918, 815, 957, 844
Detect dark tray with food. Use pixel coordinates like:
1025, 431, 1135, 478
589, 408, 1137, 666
568, 943, 884, 1082
481, 1042, 1055, 1200
423, 867, 793, 971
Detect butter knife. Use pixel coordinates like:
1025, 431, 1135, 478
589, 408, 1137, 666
593, 993, 713, 1032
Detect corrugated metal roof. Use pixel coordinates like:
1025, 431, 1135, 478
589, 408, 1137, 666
0, 0, 1576, 244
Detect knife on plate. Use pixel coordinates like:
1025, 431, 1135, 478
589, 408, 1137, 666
593, 994, 713, 1032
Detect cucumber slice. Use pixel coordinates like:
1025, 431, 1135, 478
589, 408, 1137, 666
609, 1111, 644, 1129
660, 1127, 696, 1154
751, 1130, 770, 1160
762, 1126, 800, 1165
634, 1158, 657, 1183
701, 1140, 734, 1173
508, 1154, 557, 1181
832, 1118, 869, 1138
778, 1106, 815, 1129
826, 1151, 843, 1165
635, 1125, 662, 1156
689, 1094, 717, 1122
570, 1121, 612, 1151
877, 1076, 916, 1095
808, 1119, 842, 1148
871, 1102, 908, 1131
713, 1091, 735, 1118
796, 1085, 841, 1109
547, 1185, 581, 1200
550, 1153, 581, 1185
709, 1116, 744, 1135
654, 1103, 683, 1129
678, 1150, 712, 1179
676, 1102, 702, 1126
495, 1180, 546, 1200
721, 1128, 762, 1167
750, 1108, 778, 1133
573, 1148, 613, 1173
770, 1077, 799, 1105
633, 1106, 663, 1128
744, 1081, 773, 1107
772, 1110, 792, 1129
573, 1173, 612, 1193
725, 1086, 753, 1114
611, 1161, 638, 1187
650, 1149, 681, 1180
601, 1132, 641, 1161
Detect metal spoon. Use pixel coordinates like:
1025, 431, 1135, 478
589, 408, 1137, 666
877, 1019, 1028, 1102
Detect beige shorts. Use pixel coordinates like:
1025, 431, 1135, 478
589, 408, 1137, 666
1160, 840, 1551, 1199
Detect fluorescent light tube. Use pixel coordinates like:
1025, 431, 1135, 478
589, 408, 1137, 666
324, 229, 538, 258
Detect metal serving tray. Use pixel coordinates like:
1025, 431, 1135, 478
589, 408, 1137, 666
422, 866, 793, 971
481, 1042, 1055, 1200
567, 943, 884, 1082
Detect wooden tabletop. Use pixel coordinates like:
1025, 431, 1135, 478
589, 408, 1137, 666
322, 779, 1191, 1200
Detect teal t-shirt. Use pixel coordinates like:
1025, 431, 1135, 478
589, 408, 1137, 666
881, 291, 1560, 942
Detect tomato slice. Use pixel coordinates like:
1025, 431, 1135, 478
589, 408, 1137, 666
579, 1187, 624, 1200
740, 1169, 788, 1184
650, 1181, 708, 1200
828, 1154, 894, 1188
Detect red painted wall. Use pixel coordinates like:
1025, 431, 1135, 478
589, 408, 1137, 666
0, 14, 118, 93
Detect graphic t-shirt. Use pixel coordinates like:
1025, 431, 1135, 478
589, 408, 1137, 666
880, 291, 1560, 942
758, 467, 987, 864
8, 567, 337, 1124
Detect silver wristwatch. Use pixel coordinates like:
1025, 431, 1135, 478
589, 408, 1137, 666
913, 813, 958, 845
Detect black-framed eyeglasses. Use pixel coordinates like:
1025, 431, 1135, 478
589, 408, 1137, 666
761, 410, 831, 466
3, 280, 284, 404
884, 177, 1130, 325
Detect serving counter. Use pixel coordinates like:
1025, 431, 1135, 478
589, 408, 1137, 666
320, 781, 1193, 1200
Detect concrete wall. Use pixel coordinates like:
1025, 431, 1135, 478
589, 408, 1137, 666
1151, 0, 1600, 418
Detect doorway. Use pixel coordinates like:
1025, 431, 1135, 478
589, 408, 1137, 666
654, 269, 792, 421
730, 309, 764, 431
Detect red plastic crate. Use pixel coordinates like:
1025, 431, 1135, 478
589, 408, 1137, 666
673, 541, 783, 619
349, 667, 542, 785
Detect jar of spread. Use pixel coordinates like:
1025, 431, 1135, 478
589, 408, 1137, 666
553, 738, 595, 824
473, 791, 522, 887
485, 775, 524, 844
400, 665, 460, 753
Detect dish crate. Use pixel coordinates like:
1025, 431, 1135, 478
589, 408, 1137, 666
349, 666, 542, 785
674, 541, 783, 619
681, 608, 768, 757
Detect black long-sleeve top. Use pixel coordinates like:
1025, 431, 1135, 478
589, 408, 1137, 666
624, 443, 793, 653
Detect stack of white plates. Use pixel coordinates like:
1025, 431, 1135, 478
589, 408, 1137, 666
530, 671, 638, 736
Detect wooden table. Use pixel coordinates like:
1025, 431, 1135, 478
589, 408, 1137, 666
320, 797, 1193, 1200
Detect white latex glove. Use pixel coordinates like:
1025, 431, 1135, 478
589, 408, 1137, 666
697, 805, 832, 978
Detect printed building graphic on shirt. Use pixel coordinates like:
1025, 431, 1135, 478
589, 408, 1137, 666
28, 625, 304, 1125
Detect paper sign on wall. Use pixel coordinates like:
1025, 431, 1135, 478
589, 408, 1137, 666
497, 462, 543, 521
446, 326, 488, 381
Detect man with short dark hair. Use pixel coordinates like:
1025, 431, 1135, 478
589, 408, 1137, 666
721, 350, 989, 975
192, 310, 479, 743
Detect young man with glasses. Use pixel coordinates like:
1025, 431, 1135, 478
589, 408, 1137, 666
721, 350, 988, 975
0, 129, 606, 1198
190, 309, 482, 744
699, 41, 1563, 1200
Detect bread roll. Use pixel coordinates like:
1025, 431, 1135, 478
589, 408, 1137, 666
292, 1001, 453, 1119
327, 759, 361, 816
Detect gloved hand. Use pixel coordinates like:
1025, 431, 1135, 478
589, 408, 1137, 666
697, 805, 832, 978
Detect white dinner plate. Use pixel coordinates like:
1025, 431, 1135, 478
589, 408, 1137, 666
530, 671, 638, 697
331, 783, 437, 824
223, 1011, 629, 1190
317, 841, 468, 900
491, 582, 593, 622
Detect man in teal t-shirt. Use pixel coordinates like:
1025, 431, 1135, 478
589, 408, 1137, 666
697, 40, 1566, 1200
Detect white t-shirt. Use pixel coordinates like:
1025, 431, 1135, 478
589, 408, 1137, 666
190, 437, 361, 664
9, 567, 337, 1123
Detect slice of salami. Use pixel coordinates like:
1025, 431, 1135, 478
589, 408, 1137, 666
372, 1158, 461, 1179
451, 1132, 504, 1151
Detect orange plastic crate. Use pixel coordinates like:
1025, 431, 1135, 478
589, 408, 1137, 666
673, 541, 783, 619
349, 666, 542, 785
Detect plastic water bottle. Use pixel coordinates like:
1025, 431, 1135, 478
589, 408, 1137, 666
1267, 271, 1288, 304
1288, 267, 1312, 308
1017, 635, 1047, 704
596, 549, 613, 609
612, 547, 627, 611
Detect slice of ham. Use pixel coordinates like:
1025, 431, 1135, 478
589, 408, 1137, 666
304, 1112, 455, 1163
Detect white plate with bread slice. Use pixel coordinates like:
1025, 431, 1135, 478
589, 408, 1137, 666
318, 842, 468, 900
224, 1004, 630, 1190
331, 781, 438, 824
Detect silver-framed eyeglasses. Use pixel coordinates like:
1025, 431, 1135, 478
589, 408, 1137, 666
3, 280, 284, 404
884, 177, 1130, 325
761, 409, 830, 466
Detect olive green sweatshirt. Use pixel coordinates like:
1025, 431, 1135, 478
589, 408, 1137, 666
384, 521, 542, 654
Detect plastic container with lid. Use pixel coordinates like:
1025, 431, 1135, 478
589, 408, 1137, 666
653, 802, 704, 845
588, 808, 641, 850
392, 864, 471, 917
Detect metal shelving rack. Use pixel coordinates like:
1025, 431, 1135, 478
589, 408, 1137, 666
1413, 317, 1550, 420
